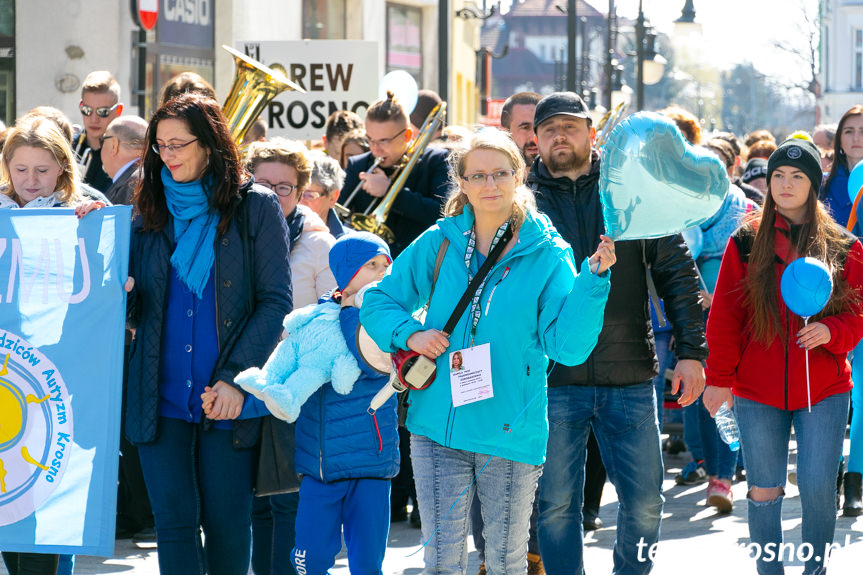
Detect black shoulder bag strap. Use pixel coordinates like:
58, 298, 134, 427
642, 239, 667, 329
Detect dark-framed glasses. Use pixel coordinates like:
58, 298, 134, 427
462, 170, 517, 186
258, 181, 298, 197
152, 139, 199, 156
98, 134, 115, 146
79, 102, 121, 118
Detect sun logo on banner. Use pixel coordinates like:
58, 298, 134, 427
0, 331, 74, 527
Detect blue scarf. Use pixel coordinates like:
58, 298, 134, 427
161, 165, 220, 298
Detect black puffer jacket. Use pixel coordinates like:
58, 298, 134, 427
527, 156, 707, 387
125, 182, 292, 447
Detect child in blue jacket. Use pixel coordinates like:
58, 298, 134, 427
292, 232, 399, 575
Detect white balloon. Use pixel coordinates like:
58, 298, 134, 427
378, 71, 419, 114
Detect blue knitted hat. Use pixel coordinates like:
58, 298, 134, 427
329, 232, 392, 291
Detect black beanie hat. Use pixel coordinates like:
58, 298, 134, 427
766, 136, 823, 193
410, 90, 443, 128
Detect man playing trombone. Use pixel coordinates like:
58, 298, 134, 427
340, 91, 450, 256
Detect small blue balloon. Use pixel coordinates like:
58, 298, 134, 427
599, 112, 728, 240
848, 159, 863, 203
780, 257, 833, 318
682, 226, 703, 259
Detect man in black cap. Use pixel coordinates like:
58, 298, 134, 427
528, 92, 708, 575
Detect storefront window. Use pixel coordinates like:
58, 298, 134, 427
386, 3, 422, 86
0, 0, 14, 126
303, 0, 347, 40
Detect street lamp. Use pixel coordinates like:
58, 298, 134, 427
635, 0, 666, 111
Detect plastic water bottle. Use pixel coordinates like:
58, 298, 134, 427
714, 402, 740, 451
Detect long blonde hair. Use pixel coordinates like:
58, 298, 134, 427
445, 129, 535, 226
0, 117, 82, 206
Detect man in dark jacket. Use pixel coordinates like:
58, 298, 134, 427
530, 93, 708, 575
340, 95, 450, 256
101, 115, 147, 206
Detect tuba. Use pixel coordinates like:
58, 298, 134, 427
336, 102, 447, 244
221, 45, 304, 145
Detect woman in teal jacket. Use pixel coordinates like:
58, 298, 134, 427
360, 130, 614, 575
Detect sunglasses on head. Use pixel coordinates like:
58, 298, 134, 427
79, 102, 120, 118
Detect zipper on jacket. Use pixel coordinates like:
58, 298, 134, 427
319, 391, 324, 480
784, 307, 789, 411
214, 241, 222, 351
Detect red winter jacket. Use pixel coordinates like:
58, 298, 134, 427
706, 216, 863, 411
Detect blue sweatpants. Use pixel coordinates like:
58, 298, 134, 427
292, 477, 390, 575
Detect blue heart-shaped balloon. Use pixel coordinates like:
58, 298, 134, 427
848, 159, 863, 203
599, 112, 728, 240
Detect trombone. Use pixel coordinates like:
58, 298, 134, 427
335, 102, 447, 244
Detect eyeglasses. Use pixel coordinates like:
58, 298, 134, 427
258, 180, 298, 197
301, 189, 328, 200
152, 139, 199, 156
98, 134, 115, 146
367, 128, 406, 148
79, 102, 121, 118
462, 170, 517, 186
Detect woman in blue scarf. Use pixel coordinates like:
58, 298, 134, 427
126, 94, 292, 575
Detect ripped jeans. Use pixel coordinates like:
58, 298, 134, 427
735, 393, 849, 575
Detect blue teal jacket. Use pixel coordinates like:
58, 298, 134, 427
293, 302, 400, 482
360, 207, 611, 465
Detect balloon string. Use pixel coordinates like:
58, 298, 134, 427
804, 316, 812, 413
693, 261, 709, 292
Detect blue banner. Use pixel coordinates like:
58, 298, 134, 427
0, 207, 131, 557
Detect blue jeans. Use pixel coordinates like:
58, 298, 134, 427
292, 477, 390, 575
251, 493, 299, 575
538, 383, 664, 575
849, 338, 863, 474
735, 393, 850, 575
651, 331, 674, 430
411, 434, 541, 575
682, 402, 705, 462
137, 417, 257, 575
693, 397, 738, 479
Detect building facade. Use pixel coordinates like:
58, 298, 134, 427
2, 0, 479, 131
820, 0, 863, 122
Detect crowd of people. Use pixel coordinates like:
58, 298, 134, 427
0, 66, 861, 575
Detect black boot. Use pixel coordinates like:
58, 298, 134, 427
844, 472, 863, 517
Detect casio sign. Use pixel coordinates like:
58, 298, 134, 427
164, 0, 211, 26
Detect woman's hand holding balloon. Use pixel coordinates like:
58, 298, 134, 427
796, 321, 831, 350
407, 329, 450, 361
588, 235, 616, 274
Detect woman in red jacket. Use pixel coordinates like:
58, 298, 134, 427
704, 135, 863, 575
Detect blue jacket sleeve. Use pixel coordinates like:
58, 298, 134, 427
360, 230, 441, 352
539, 253, 611, 366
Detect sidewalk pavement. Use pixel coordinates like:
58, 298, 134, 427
4, 449, 861, 574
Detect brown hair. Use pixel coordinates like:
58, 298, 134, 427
744, 183, 858, 344
81, 71, 121, 102
325, 110, 363, 142
746, 139, 777, 161
1, 117, 82, 206
159, 72, 217, 107
445, 129, 535, 227
245, 138, 312, 193
660, 106, 701, 145
366, 91, 409, 126
825, 105, 863, 194
136, 93, 245, 235
339, 128, 369, 167
500, 91, 541, 131
744, 129, 776, 149
704, 138, 735, 169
